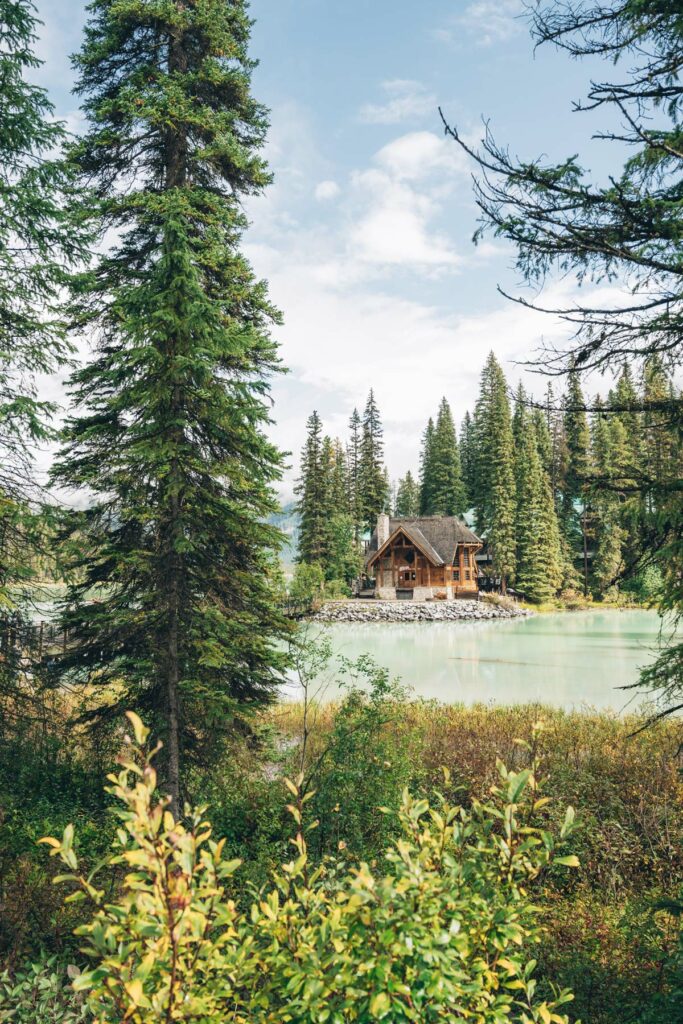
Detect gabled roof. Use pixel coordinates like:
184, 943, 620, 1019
365, 516, 482, 568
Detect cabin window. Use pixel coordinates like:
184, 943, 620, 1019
463, 549, 470, 566
465, 570, 471, 581
453, 569, 460, 581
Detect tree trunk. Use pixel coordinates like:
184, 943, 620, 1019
166, 555, 181, 814
161, 18, 188, 814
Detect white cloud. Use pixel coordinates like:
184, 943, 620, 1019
374, 131, 468, 181
314, 180, 341, 201
359, 80, 437, 125
346, 132, 469, 270
349, 169, 460, 268
437, 1, 523, 48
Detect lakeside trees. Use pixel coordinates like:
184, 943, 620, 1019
419, 398, 466, 516
50, 0, 290, 807
295, 351, 679, 604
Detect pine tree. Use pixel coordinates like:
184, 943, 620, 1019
395, 471, 419, 516
459, 411, 476, 507
532, 409, 552, 477
544, 382, 565, 508
642, 357, 677, 508
0, 1, 82, 610
295, 412, 327, 564
329, 439, 349, 514
381, 466, 392, 513
429, 398, 466, 516
472, 353, 517, 591
512, 382, 528, 492
610, 365, 641, 465
51, 0, 289, 806
346, 407, 363, 542
515, 410, 563, 603
419, 417, 436, 515
561, 369, 592, 594
591, 401, 626, 596
358, 389, 388, 530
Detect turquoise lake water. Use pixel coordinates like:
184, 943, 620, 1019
288, 610, 669, 711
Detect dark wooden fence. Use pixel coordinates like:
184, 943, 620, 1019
0, 616, 69, 665
280, 599, 314, 620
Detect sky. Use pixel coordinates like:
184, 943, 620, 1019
32, 0, 623, 499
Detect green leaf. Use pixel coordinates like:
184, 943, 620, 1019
369, 992, 391, 1018
554, 854, 580, 868
125, 711, 149, 745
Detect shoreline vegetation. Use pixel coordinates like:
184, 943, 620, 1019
1, 686, 681, 1023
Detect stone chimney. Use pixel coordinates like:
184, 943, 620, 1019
377, 513, 390, 548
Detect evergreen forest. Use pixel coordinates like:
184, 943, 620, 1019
295, 354, 679, 606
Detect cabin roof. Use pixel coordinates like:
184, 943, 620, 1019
365, 516, 482, 568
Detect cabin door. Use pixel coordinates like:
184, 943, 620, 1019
398, 567, 417, 588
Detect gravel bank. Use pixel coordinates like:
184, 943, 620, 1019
311, 599, 531, 624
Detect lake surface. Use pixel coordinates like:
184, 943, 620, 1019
289, 610, 667, 711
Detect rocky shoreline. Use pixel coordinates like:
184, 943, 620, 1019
311, 599, 532, 624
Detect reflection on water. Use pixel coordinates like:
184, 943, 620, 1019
287, 610, 668, 711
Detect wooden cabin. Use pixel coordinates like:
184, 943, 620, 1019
364, 514, 483, 600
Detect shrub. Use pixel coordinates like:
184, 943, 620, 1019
303, 654, 418, 860
0, 955, 89, 1023
481, 592, 518, 612
39, 712, 579, 1023
289, 561, 325, 607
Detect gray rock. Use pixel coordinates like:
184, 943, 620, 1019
310, 599, 532, 624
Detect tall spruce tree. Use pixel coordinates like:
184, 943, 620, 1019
472, 353, 516, 591
358, 389, 388, 530
346, 407, 363, 541
296, 412, 327, 564
418, 417, 436, 515
329, 438, 349, 514
429, 398, 466, 516
395, 471, 419, 516
544, 382, 565, 509
562, 369, 592, 594
460, 411, 476, 507
0, 1, 82, 611
591, 401, 626, 596
532, 409, 553, 480
51, 0, 289, 806
512, 382, 528, 492
515, 405, 563, 602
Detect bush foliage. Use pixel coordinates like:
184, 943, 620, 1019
40, 712, 579, 1023
1, 686, 681, 1023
